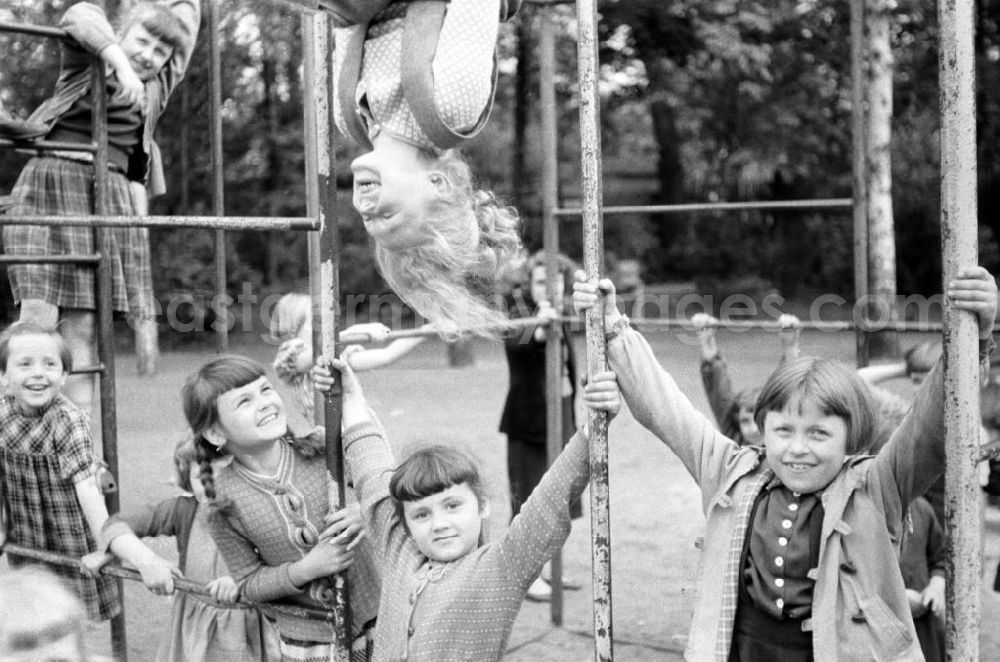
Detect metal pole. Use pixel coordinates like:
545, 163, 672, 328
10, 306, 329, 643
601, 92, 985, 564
302, 12, 324, 426
938, 0, 981, 658
313, 12, 351, 657
208, 0, 228, 352
850, 0, 870, 368
539, 7, 564, 627
90, 62, 127, 662
574, 0, 613, 658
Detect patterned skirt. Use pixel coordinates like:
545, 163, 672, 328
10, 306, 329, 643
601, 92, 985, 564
2, 156, 154, 319
278, 630, 374, 662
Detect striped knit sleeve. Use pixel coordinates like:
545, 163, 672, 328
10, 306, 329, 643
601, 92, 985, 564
433, 0, 501, 133
207, 509, 303, 603
495, 430, 591, 587
343, 416, 413, 571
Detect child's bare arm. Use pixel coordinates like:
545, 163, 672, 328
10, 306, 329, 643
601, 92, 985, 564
345, 325, 431, 373
105, 532, 182, 596
691, 314, 738, 430
74, 476, 111, 548
856, 362, 908, 385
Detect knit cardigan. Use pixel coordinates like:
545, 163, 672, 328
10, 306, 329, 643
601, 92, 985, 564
343, 416, 590, 661
608, 326, 952, 662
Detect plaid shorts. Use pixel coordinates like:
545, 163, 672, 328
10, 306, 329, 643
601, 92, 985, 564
3, 156, 154, 319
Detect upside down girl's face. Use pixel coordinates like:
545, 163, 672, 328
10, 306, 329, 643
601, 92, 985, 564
210, 377, 287, 455
351, 143, 442, 251
762, 395, 848, 495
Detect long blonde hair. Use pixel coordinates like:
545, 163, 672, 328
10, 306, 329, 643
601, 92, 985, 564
374, 151, 521, 339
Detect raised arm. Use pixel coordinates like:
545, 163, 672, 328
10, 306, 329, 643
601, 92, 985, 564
691, 313, 737, 431
573, 275, 740, 501
150, 0, 201, 112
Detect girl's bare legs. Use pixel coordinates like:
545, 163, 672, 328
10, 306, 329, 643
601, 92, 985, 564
59, 310, 96, 417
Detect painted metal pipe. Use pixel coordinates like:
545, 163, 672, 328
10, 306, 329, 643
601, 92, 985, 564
938, 0, 982, 658
608, 318, 944, 334
539, 6, 565, 627
0, 254, 101, 264
312, 13, 351, 657
573, 0, 613, 658
0, 20, 66, 38
0, 139, 98, 152
553, 199, 852, 217
208, 0, 228, 352
2, 215, 318, 230
90, 62, 128, 662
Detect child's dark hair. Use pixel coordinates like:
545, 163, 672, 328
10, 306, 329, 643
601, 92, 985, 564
181, 354, 323, 505
754, 356, 878, 455
389, 444, 486, 523
0, 321, 72, 372
124, 1, 187, 52
172, 438, 197, 494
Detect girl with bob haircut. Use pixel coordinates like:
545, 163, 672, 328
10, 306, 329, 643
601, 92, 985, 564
335, 0, 522, 337
181, 355, 380, 662
312, 356, 621, 661
573, 266, 997, 661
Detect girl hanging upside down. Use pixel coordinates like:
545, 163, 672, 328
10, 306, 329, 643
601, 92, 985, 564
333, 0, 523, 337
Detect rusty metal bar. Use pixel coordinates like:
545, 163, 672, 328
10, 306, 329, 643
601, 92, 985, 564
208, 0, 228, 352
0, 253, 101, 264
574, 0, 613, 657
539, 6, 564, 627
313, 13, 351, 656
553, 198, 852, 217
1, 543, 337, 621
850, 0, 870, 368
89, 61, 127, 662
0, 20, 66, 38
0, 139, 98, 152
938, 0, 981, 657
610, 318, 944, 334
2, 214, 317, 230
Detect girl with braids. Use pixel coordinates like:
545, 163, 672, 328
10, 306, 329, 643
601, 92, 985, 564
335, 0, 523, 337
87, 438, 279, 661
183, 355, 381, 662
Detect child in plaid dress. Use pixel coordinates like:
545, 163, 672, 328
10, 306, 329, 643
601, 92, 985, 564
573, 268, 996, 662
3, 0, 200, 416
334, 0, 522, 337
0, 322, 119, 622
184, 355, 381, 662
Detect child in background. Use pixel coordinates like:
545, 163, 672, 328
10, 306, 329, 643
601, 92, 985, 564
3, 0, 200, 416
573, 267, 997, 661
186, 355, 381, 662
312, 357, 620, 660
334, 0, 522, 337
691, 312, 803, 446
499, 251, 580, 601
271, 293, 431, 422
899, 496, 946, 662
0, 322, 119, 622
0, 566, 111, 662
88, 439, 279, 662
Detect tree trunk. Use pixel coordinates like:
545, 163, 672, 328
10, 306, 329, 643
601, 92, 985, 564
647, 98, 685, 280
865, 0, 900, 361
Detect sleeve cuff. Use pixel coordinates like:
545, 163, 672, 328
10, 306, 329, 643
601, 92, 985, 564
343, 416, 386, 450
605, 315, 632, 343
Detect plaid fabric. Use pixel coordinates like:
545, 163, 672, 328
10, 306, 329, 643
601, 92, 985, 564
3, 156, 154, 319
278, 630, 374, 662
0, 393, 121, 621
716, 467, 774, 661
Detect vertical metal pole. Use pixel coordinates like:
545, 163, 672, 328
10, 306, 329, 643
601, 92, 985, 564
313, 12, 350, 658
91, 62, 127, 662
302, 13, 324, 426
208, 0, 228, 351
850, 0, 870, 368
539, 8, 564, 627
574, 0, 613, 658
938, 0, 981, 658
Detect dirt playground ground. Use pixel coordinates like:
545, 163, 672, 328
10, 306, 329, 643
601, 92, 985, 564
4, 326, 1000, 660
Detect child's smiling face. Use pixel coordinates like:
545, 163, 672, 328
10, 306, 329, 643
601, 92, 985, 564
762, 395, 848, 494
209, 377, 287, 454
401, 482, 489, 563
1, 333, 68, 415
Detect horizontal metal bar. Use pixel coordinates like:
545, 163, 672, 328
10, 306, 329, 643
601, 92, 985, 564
70, 364, 105, 375
1, 542, 337, 622
600, 317, 943, 334
0, 139, 99, 153
0, 20, 68, 39
3, 215, 319, 231
0, 253, 101, 265
553, 198, 853, 217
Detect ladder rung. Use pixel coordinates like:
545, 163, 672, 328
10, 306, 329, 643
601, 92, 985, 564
0, 138, 98, 153
70, 364, 104, 375
0, 253, 102, 265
